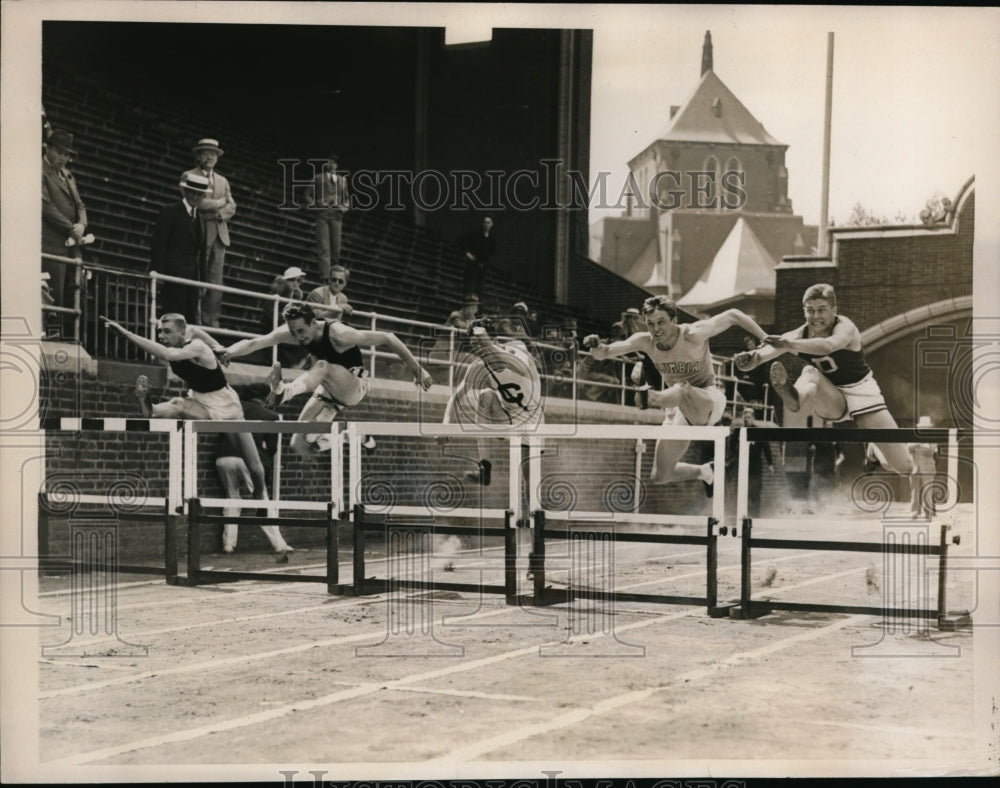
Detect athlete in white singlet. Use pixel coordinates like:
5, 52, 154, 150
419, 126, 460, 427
442, 318, 545, 485
585, 295, 768, 492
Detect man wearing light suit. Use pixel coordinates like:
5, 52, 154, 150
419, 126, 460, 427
184, 138, 236, 327
150, 172, 211, 323
42, 129, 88, 329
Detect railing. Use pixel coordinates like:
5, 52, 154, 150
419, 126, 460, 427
48, 263, 771, 416
40, 253, 84, 343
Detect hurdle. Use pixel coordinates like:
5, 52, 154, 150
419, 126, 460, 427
340, 422, 536, 602
39, 417, 185, 582
524, 424, 730, 611
733, 426, 972, 630
180, 419, 348, 592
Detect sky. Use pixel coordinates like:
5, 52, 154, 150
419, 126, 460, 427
585, 5, 999, 227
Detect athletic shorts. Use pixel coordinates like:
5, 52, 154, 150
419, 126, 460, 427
836, 372, 888, 422
303, 377, 371, 448
189, 385, 244, 421
662, 385, 727, 427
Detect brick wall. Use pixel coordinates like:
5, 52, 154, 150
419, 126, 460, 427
39, 364, 723, 558
775, 191, 973, 333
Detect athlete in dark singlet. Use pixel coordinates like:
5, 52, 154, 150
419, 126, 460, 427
225, 302, 433, 458
734, 282, 913, 475
102, 313, 270, 515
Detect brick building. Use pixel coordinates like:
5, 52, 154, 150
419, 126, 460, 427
595, 31, 817, 324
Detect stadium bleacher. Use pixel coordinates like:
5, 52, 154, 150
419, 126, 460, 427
43, 62, 597, 356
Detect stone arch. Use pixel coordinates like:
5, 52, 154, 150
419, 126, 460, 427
859, 295, 973, 353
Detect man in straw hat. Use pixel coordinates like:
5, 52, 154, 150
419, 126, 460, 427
150, 171, 211, 323
42, 128, 89, 329
184, 138, 236, 327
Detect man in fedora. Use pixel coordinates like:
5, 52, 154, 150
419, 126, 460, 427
150, 172, 211, 323
313, 150, 350, 283
184, 138, 236, 327
42, 128, 89, 332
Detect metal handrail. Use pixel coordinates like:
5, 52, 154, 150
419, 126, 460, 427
54, 262, 770, 415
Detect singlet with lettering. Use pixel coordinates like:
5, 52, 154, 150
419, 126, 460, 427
797, 317, 871, 386
169, 344, 227, 393
304, 320, 365, 374
644, 325, 715, 388
467, 340, 543, 426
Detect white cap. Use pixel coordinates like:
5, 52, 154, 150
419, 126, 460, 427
283, 266, 306, 280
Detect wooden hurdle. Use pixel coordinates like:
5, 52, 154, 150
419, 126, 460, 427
732, 426, 972, 631
39, 417, 185, 580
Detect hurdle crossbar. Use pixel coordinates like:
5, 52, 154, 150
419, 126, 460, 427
735, 425, 967, 627
530, 511, 721, 610
40, 418, 185, 578
347, 505, 517, 601
184, 420, 345, 519
185, 498, 342, 594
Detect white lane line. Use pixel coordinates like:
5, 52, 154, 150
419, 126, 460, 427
40, 596, 381, 652
40, 602, 524, 698
390, 685, 538, 703
808, 720, 965, 738
45, 607, 701, 766
429, 614, 868, 763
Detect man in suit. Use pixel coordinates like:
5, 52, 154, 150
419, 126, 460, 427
41, 129, 88, 331
183, 139, 236, 328
459, 215, 496, 301
313, 151, 350, 283
150, 172, 210, 323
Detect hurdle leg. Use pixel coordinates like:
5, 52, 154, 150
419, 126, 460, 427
352, 503, 366, 595
504, 510, 517, 604
186, 498, 202, 587
731, 517, 769, 620
326, 502, 339, 594
706, 516, 718, 611
164, 500, 179, 586
531, 510, 548, 604
937, 524, 972, 631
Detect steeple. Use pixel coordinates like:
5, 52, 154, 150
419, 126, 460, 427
701, 31, 713, 75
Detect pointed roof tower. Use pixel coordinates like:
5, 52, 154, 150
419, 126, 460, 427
677, 218, 776, 308
644, 32, 784, 148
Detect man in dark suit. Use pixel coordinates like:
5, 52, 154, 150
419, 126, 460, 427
460, 215, 496, 301
42, 129, 89, 328
150, 172, 210, 323
183, 138, 236, 328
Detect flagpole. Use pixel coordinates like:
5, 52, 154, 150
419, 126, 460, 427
819, 32, 834, 256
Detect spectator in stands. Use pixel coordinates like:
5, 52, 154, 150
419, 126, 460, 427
447, 295, 480, 332
41, 106, 53, 145
314, 151, 350, 283
511, 301, 537, 337
184, 139, 236, 328
150, 172, 210, 323
428, 295, 479, 384
459, 215, 496, 300
306, 264, 354, 319
257, 274, 311, 369
281, 266, 307, 298
42, 129, 89, 334
216, 384, 292, 559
